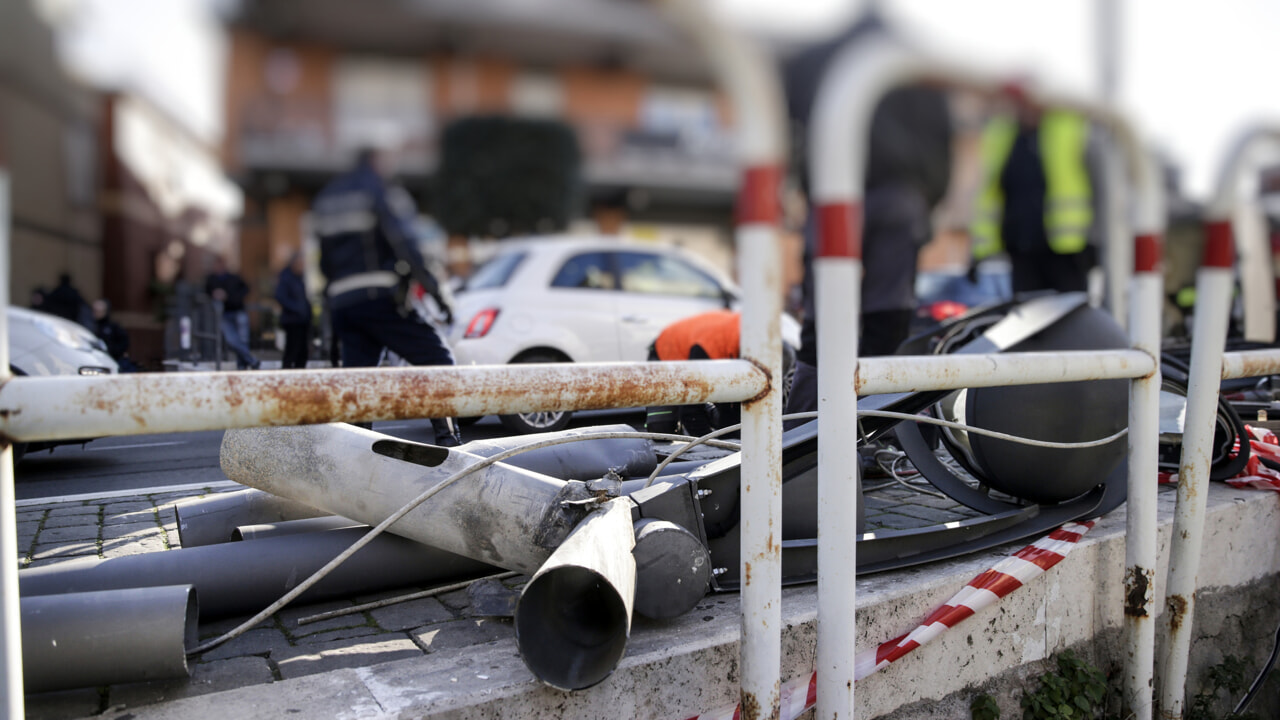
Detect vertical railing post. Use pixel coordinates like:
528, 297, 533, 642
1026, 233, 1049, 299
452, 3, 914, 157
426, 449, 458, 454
1122, 211, 1164, 717
809, 33, 919, 720
1159, 218, 1236, 718
656, 2, 788, 717
0, 171, 25, 717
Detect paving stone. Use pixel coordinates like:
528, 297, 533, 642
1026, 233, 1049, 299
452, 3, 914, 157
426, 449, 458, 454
891, 503, 969, 524
277, 600, 363, 638
23, 686, 102, 720
294, 624, 384, 646
436, 588, 471, 611
30, 541, 99, 561
99, 535, 166, 558
40, 514, 98, 529
45, 505, 100, 518
102, 502, 156, 521
35, 524, 100, 544
369, 596, 455, 632
102, 521, 161, 540
17, 520, 40, 542
197, 627, 291, 662
861, 495, 899, 510
109, 656, 275, 708
412, 618, 514, 653
273, 636, 422, 679
17, 510, 46, 524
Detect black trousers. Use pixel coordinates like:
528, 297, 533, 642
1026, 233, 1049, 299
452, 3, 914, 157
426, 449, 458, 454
281, 323, 311, 369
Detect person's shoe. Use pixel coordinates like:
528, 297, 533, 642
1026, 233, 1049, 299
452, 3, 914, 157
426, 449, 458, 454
435, 432, 463, 448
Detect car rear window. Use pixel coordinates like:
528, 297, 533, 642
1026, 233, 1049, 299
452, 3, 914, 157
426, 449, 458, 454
466, 252, 527, 290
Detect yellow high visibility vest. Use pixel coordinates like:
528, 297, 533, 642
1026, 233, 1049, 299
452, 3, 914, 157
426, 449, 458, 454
972, 111, 1093, 259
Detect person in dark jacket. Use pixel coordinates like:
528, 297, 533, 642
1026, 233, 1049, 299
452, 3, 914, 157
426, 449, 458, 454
274, 252, 312, 370
44, 274, 92, 328
314, 145, 462, 446
91, 299, 138, 372
206, 256, 259, 370
782, 12, 954, 419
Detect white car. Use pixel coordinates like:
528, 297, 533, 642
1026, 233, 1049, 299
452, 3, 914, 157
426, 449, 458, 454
9, 306, 118, 461
448, 236, 800, 433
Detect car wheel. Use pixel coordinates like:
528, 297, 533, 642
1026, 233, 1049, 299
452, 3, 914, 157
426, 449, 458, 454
499, 352, 574, 434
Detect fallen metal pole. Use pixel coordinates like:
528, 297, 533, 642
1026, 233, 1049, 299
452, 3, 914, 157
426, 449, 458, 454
0, 360, 766, 444
221, 424, 585, 574
21, 585, 196, 693
297, 571, 520, 627
233, 515, 359, 541
1159, 221, 1238, 719
515, 498, 636, 691
176, 488, 328, 547
456, 423, 657, 480
0, 171, 21, 718
18, 527, 493, 620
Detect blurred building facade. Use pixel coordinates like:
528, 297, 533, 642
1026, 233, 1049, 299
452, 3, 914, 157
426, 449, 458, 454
2, 0, 243, 368
221, 0, 742, 299
0, 0, 102, 309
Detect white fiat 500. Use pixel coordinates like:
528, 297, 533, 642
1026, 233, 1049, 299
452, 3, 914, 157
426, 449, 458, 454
448, 236, 799, 433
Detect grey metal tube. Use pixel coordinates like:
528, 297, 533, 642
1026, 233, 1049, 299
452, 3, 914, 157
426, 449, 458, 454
176, 488, 327, 547
19, 528, 494, 620
632, 519, 711, 620
221, 424, 590, 574
22, 585, 196, 693
459, 424, 657, 480
232, 515, 361, 541
515, 498, 636, 691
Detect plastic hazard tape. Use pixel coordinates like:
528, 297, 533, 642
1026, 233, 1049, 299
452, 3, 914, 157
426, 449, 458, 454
681, 520, 1096, 720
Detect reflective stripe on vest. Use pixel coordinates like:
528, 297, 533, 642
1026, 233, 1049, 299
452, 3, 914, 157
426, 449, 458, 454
972, 111, 1093, 258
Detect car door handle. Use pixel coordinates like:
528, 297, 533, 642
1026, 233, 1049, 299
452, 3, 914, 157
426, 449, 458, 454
621, 315, 647, 323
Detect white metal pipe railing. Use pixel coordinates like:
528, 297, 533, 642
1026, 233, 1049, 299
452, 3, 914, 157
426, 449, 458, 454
0, 361, 767, 443
1159, 125, 1280, 719
0, 172, 23, 719
806, 30, 1165, 720
656, 2, 788, 715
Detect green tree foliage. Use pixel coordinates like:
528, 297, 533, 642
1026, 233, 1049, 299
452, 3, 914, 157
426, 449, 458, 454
434, 115, 583, 239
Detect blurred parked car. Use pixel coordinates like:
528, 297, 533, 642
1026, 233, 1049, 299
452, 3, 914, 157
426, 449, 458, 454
9, 306, 118, 461
449, 236, 800, 433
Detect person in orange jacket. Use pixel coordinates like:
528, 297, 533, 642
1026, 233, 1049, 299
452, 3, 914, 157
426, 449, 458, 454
645, 310, 794, 437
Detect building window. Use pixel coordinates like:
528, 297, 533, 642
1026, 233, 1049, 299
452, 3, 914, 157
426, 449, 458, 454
333, 57, 432, 154
511, 72, 563, 118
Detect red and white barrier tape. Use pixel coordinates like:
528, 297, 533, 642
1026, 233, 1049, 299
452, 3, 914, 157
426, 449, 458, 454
682, 520, 1096, 720
1160, 425, 1280, 490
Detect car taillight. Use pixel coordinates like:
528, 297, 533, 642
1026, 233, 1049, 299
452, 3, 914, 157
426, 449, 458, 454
463, 308, 500, 339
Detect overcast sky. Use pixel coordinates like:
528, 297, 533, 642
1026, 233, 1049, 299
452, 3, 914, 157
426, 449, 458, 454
40, 0, 1280, 199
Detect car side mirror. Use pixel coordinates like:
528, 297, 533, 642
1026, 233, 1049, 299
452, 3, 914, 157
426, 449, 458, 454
720, 287, 736, 309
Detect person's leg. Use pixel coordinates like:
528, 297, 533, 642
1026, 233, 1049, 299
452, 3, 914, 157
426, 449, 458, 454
861, 309, 913, 356
362, 302, 461, 445
220, 313, 256, 369
235, 311, 258, 368
282, 324, 308, 369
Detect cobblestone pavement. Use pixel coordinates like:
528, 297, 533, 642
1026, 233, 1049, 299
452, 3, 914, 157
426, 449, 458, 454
16, 456, 985, 719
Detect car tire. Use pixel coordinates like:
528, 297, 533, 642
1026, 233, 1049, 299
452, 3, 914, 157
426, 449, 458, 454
499, 352, 574, 434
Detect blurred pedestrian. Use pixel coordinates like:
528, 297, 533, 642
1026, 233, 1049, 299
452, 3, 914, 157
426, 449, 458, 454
274, 251, 312, 370
645, 310, 794, 437
314, 143, 462, 446
782, 13, 953, 418
44, 274, 92, 328
206, 256, 260, 370
29, 287, 46, 311
971, 100, 1098, 294
91, 299, 138, 372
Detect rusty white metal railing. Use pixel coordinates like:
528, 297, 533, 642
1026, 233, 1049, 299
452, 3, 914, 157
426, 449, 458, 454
0, 172, 21, 720
806, 31, 1166, 720
1159, 126, 1280, 720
